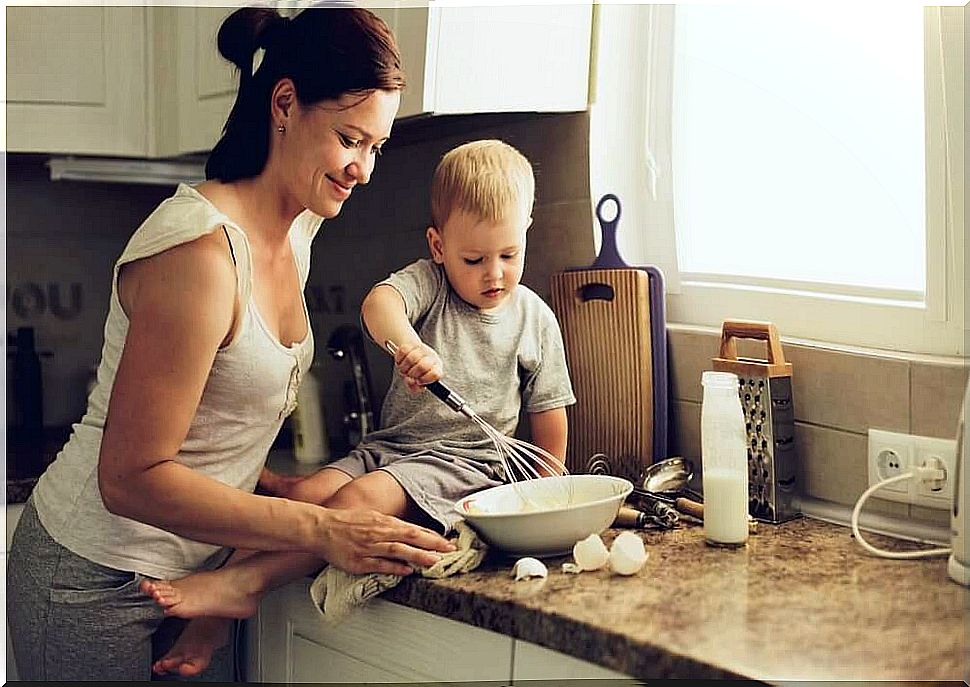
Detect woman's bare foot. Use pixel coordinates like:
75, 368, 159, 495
140, 565, 263, 619
152, 616, 230, 678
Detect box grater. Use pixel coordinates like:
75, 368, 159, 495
712, 320, 799, 523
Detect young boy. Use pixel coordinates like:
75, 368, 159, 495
141, 139, 575, 672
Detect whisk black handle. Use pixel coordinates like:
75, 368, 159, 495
425, 380, 468, 414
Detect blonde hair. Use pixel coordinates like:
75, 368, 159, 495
430, 139, 535, 229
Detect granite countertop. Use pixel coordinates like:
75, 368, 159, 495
383, 517, 969, 682
13, 451, 966, 680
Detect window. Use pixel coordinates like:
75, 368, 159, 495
588, 4, 965, 357
672, 4, 925, 294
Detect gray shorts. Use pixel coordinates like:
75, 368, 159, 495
327, 446, 505, 533
6, 497, 236, 681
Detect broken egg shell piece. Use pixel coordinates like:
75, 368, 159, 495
512, 557, 548, 581
608, 531, 648, 576
573, 533, 609, 571
561, 562, 583, 574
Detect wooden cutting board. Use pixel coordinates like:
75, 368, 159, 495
550, 267, 653, 482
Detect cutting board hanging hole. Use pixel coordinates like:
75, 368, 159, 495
578, 283, 615, 303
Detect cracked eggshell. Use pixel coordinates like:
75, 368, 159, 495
608, 531, 648, 575
572, 533, 609, 571
511, 557, 548, 580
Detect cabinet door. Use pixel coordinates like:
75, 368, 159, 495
369, 6, 433, 120
429, 5, 592, 114
6, 6, 148, 156
370, 4, 591, 120
512, 639, 632, 682
256, 578, 514, 683
173, 6, 238, 155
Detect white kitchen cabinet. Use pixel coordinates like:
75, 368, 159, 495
6, 5, 234, 158
511, 638, 632, 682
247, 577, 514, 683
245, 576, 636, 683
156, 6, 238, 156
8, 5, 591, 158
373, 4, 592, 119
6, 6, 149, 157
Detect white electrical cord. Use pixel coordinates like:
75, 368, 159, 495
850, 466, 952, 559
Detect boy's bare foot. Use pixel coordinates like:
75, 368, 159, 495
152, 616, 230, 678
257, 467, 305, 497
140, 566, 262, 619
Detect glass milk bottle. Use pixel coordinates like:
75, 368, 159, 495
701, 371, 749, 547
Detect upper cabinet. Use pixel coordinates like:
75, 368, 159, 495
373, 4, 592, 119
6, 5, 237, 158
6, 6, 149, 157
6, 4, 592, 158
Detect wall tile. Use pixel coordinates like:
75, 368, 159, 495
784, 345, 910, 434
524, 200, 595, 303
668, 329, 720, 403
670, 399, 701, 467
911, 361, 969, 439
793, 422, 868, 507
909, 505, 950, 528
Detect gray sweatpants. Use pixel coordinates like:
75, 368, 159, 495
6, 497, 236, 681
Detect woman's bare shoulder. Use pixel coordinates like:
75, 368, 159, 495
119, 228, 237, 324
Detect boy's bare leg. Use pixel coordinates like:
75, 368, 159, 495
148, 467, 355, 676
144, 469, 418, 619
140, 467, 354, 617
149, 470, 417, 676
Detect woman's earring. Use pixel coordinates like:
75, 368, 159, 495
277, 124, 286, 134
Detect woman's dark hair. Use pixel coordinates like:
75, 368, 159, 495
205, 6, 405, 181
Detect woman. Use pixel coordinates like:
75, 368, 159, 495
7, 6, 453, 681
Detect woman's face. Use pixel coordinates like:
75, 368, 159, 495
278, 88, 401, 219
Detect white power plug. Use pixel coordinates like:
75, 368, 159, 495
867, 429, 957, 510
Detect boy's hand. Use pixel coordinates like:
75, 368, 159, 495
392, 341, 443, 393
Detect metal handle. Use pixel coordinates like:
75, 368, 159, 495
383, 340, 470, 415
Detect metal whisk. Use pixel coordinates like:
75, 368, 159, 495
384, 341, 574, 509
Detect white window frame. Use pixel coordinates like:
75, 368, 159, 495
589, 4, 965, 358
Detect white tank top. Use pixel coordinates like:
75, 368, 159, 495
32, 184, 320, 578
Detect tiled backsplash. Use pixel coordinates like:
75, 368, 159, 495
6, 154, 173, 426
667, 325, 969, 527
6, 112, 596, 444
302, 112, 595, 449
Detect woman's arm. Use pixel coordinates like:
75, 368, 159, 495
527, 407, 569, 477
98, 232, 451, 574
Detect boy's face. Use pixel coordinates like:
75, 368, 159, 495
426, 209, 531, 311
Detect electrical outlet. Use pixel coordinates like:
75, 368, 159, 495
867, 429, 957, 509
913, 436, 957, 510
867, 429, 914, 503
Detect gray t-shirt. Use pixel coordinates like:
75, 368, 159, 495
359, 259, 576, 467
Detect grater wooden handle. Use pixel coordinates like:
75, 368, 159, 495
713, 319, 793, 378
718, 320, 787, 365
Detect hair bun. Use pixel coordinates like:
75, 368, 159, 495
217, 7, 286, 71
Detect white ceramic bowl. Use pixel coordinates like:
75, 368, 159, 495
453, 474, 633, 557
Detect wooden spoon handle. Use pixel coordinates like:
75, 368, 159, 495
674, 497, 704, 520
614, 506, 647, 528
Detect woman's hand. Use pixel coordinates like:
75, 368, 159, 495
312, 507, 455, 576
391, 341, 443, 393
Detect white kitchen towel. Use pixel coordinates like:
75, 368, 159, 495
309, 519, 487, 622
